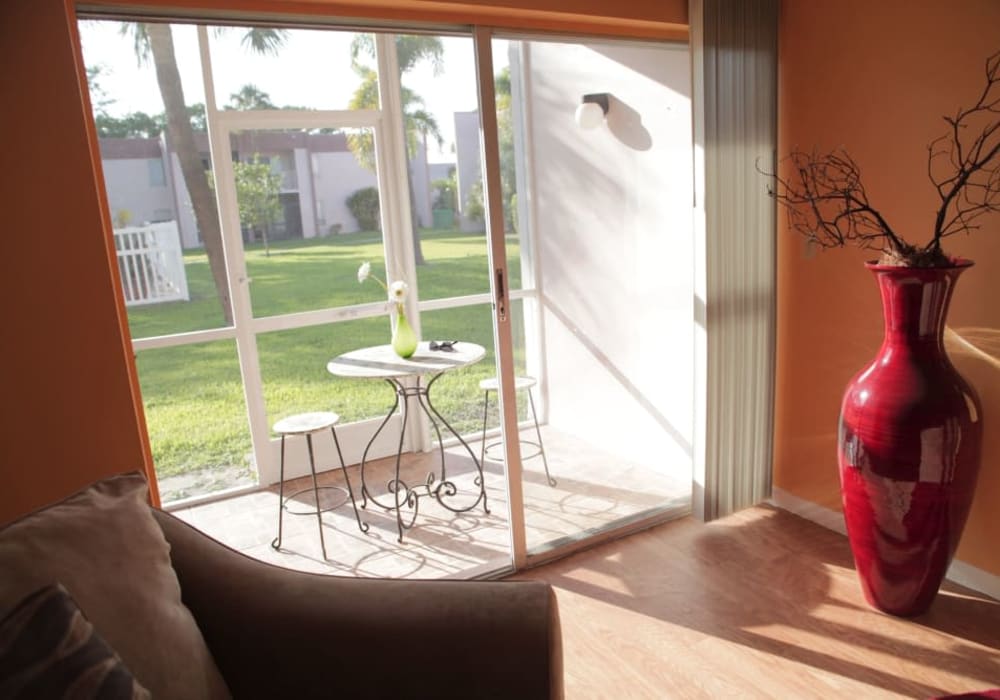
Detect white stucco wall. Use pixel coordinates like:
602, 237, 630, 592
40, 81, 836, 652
310, 151, 379, 234
409, 139, 432, 229
293, 147, 317, 238
521, 40, 694, 473
453, 110, 484, 232
100, 158, 175, 227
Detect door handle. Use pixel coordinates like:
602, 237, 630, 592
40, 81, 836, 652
495, 268, 507, 322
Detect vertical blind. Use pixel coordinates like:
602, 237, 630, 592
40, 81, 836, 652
692, 0, 778, 520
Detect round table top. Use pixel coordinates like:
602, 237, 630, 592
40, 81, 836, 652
326, 341, 486, 379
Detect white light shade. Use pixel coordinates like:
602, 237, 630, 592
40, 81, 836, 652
574, 101, 605, 130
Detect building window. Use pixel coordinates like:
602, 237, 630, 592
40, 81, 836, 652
148, 159, 166, 187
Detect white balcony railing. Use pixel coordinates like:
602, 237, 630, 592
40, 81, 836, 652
114, 221, 190, 306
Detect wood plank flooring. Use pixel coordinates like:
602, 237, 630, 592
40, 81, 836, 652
169, 429, 999, 698
516, 505, 1000, 699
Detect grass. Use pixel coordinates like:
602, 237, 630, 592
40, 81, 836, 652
129, 229, 528, 479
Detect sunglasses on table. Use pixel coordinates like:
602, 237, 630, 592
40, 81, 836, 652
429, 340, 459, 352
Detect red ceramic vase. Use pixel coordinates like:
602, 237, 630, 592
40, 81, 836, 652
838, 260, 983, 617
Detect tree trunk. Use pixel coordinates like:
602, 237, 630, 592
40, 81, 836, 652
147, 24, 233, 325
406, 162, 425, 266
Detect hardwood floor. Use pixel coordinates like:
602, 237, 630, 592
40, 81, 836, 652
169, 432, 999, 698
516, 505, 1000, 699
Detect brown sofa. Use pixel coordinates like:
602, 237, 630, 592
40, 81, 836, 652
0, 473, 563, 699
152, 508, 563, 699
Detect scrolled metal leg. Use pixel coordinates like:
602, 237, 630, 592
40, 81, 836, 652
305, 433, 328, 559
424, 374, 490, 515
477, 389, 490, 485
415, 381, 447, 481
359, 380, 400, 509
528, 388, 556, 486
390, 380, 410, 543
331, 425, 368, 534
271, 434, 287, 551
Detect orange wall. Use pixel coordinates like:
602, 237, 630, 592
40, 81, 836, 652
0, 0, 157, 523
775, 0, 1000, 575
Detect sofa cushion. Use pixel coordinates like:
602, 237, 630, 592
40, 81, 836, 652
0, 583, 150, 698
0, 472, 230, 699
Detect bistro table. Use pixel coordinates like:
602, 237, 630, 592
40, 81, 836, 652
326, 341, 490, 542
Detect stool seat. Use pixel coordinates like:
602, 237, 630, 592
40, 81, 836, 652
271, 410, 367, 560
273, 411, 340, 435
478, 376, 555, 487
479, 376, 537, 392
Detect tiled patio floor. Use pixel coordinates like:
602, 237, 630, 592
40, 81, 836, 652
169, 426, 690, 579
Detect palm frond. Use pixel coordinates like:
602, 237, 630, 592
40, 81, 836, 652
240, 27, 289, 55
120, 22, 151, 66
406, 109, 442, 148
350, 34, 376, 68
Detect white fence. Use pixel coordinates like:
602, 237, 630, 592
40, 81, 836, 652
113, 221, 190, 306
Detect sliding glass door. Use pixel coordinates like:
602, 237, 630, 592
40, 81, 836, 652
482, 34, 696, 563
80, 14, 694, 577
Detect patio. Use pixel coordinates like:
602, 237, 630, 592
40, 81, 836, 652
169, 425, 691, 579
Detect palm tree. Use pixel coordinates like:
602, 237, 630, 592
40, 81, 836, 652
122, 23, 286, 324
347, 35, 445, 265
228, 84, 277, 111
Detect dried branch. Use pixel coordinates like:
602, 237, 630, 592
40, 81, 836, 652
762, 49, 1000, 267
760, 148, 909, 256
928, 50, 1000, 248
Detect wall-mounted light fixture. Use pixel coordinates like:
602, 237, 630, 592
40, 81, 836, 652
574, 93, 610, 130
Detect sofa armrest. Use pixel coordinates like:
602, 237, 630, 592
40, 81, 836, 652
152, 509, 562, 700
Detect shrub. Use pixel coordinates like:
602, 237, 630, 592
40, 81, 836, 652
465, 179, 485, 222
431, 177, 457, 211
113, 209, 133, 228
346, 187, 381, 231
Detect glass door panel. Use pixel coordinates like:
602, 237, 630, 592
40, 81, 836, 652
137, 340, 255, 503
80, 19, 252, 505
122, 244, 233, 338
417, 302, 525, 434
491, 36, 696, 558
257, 318, 392, 422
212, 115, 405, 488
80, 20, 234, 338
256, 317, 410, 439
223, 127, 386, 318
396, 34, 493, 300
208, 27, 374, 111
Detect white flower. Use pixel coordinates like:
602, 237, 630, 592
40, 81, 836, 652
389, 280, 409, 303
357, 261, 371, 284
356, 261, 388, 291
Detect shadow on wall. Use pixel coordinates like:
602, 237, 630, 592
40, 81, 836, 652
947, 327, 1000, 541
542, 296, 692, 458
605, 95, 652, 151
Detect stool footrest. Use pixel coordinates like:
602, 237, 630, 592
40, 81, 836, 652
483, 440, 543, 462
281, 485, 350, 516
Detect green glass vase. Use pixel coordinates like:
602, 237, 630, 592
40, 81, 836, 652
392, 306, 418, 358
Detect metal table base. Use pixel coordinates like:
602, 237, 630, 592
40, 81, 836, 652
359, 374, 490, 543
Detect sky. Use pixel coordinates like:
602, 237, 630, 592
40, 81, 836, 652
78, 20, 507, 162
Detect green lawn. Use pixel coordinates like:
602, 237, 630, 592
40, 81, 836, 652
129, 230, 527, 479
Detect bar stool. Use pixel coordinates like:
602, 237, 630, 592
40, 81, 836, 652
270, 411, 367, 560
478, 376, 556, 486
